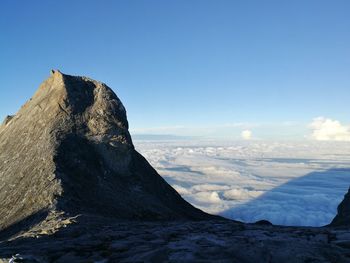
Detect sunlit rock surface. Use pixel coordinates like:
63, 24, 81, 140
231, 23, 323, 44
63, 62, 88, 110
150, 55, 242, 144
0, 70, 212, 233
0, 71, 349, 262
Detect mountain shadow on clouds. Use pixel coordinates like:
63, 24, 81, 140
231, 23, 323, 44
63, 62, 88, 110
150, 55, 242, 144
220, 168, 350, 227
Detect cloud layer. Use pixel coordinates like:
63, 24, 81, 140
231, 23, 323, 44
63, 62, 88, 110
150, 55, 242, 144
134, 139, 350, 226
310, 117, 350, 141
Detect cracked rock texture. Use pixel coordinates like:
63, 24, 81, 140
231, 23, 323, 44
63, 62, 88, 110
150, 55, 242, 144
0, 70, 211, 234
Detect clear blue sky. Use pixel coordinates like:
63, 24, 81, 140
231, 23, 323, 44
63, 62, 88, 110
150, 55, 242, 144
1, 0, 349, 139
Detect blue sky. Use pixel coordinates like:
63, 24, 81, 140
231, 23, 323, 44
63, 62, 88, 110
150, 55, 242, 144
1, 0, 349, 139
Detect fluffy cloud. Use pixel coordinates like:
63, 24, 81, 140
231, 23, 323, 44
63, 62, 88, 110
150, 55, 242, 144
241, 130, 252, 140
223, 188, 263, 200
310, 117, 350, 141
134, 139, 350, 226
192, 191, 222, 204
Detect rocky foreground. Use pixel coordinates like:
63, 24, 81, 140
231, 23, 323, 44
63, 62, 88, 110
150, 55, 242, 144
0, 216, 350, 263
0, 71, 349, 262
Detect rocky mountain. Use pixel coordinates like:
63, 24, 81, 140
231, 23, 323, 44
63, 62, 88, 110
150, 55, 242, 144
0, 71, 349, 262
0, 70, 213, 234
332, 188, 350, 226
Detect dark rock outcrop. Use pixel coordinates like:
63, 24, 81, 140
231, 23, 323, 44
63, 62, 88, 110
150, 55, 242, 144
331, 188, 350, 226
2, 219, 350, 263
0, 70, 212, 233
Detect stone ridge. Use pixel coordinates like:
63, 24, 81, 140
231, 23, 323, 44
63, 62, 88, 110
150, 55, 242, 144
0, 70, 213, 234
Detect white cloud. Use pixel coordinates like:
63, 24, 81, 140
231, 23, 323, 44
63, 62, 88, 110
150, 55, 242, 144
134, 140, 350, 226
223, 188, 263, 200
310, 117, 350, 141
241, 130, 252, 140
192, 191, 222, 204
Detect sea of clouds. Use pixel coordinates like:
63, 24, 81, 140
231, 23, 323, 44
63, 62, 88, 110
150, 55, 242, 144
134, 139, 350, 227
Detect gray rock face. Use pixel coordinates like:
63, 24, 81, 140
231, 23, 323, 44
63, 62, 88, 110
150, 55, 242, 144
0, 70, 212, 233
1, 70, 350, 262
332, 188, 350, 226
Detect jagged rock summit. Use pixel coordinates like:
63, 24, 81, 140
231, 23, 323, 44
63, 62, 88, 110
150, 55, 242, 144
0, 70, 211, 232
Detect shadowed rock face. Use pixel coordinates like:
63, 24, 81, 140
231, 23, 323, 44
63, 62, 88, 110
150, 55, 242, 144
0, 70, 212, 231
332, 188, 350, 226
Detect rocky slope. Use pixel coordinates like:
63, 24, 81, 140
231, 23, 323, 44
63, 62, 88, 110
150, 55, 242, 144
0, 70, 212, 234
0, 71, 349, 262
1, 218, 350, 263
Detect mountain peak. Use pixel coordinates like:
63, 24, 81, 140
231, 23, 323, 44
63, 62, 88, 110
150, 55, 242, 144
50, 69, 62, 75
0, 72, 213, 233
